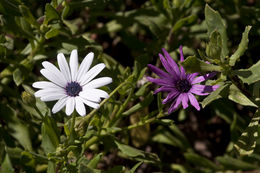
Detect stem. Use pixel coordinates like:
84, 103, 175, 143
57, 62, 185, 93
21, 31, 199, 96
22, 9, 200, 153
84, 136, 99, 149
33, 105, 44, 120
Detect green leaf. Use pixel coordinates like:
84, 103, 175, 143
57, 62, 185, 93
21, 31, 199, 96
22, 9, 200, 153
122, 92, 153, 116
13, 68, 24, 86
0, 153, 14, 173
184, 152, 221, 171
234, 60, 260, 85
205, 4, 228, 59
229, 26, 252, 66
181, 56, 221, 73
206, 30, 222, 60
134, 16, 162, 38
172, 15, 197, 32
105, 166, 125, 173
216, 155, 258, 170
44, 3, 60, 25
228, 84, 257, 107
234, 109, 260, 155
87, 153, 103, 169
201, 83, 230, 108
19, 5, 39, 28
129, 162, 143, 173
41, 116, 59, 154
47, 161, 55, 173
45, 27, 59, 39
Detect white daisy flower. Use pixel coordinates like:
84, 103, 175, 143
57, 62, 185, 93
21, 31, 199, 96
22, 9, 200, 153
32, 50, 112, 116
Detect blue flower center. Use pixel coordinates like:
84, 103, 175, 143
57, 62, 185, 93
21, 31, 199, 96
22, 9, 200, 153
176, 79, 191, 93
65, 82, 82, 97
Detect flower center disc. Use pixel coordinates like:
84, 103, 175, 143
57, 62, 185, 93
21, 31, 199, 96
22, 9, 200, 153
66, 82, 82, 97
176, 79, 191, 93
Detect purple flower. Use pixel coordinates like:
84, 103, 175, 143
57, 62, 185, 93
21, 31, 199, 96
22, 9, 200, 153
147, 46, 219, 114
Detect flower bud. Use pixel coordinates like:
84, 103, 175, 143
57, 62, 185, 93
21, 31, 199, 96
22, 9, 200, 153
21, 91, 36, 105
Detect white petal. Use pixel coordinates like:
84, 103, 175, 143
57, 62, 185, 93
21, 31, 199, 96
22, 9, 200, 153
40, 69, 66, 87
91, 89, 109, 98
81, 98, 100, 109
34, 88, 65, 97
52, 97, 68, 114
75, 97, 86, 116
77, 52, 94, 82
83, 77, 112, 89
65, 97, 75, 116
69, 49, 78, 81
79, 90, 101, 103
41, 93, 66, 101
32, 81, 61, 89
42, 61, 67, 84
57, 53, 71, 82
80, 63, 105, 85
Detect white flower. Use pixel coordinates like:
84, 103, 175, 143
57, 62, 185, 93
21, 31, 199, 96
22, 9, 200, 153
32, 50, 112, 116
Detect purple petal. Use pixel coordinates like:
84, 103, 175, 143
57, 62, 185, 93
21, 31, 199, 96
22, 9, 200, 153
192, 84, 219, 93
181, 93, 189, 109
168, 94, 183, 114
147, 64, 171, 79
162, 48, 180, 76
188, 93, 200, 111
178, 46, 186, 79
189, 88, 209, 96
179, 45, 184, 62
154, 86, 173, 94
191, 72, 217, 84
147, 77, 172, 87
187, 73, 199, 81
162, 90, 179, 104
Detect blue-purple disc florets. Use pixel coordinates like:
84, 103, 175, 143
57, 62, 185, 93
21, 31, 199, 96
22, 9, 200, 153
66, 82, 82, 97
175, 79, 191, 93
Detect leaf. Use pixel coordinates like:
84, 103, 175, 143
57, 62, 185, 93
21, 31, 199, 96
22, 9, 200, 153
206, 31, 222, 60
216, 155, 258, 170
13, 68, 24, 86
45, 27, 59, 39
129, 162, 143, 173
19, 5, 39, 28
134, 16, 162, 38
229, 26, 252, 66
87, 153, 103, 169
228, 84, 257, 107
0, 153, 14, 173
234, 109, 260, 155
115, 141, 160, 163
105, 166, 125, 173
172, 15, 197, 32
205, 4, 228, 59
122, 92, 153, 116
184, 152, 221, 171
181, 56, 221, 73
41, 116, 59, 154
44, 3, 60, 25
234, 60, 260, 85
201, 83, 230, 108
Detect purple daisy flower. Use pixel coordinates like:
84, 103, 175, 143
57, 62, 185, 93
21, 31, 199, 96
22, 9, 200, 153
147, 46, 219, 114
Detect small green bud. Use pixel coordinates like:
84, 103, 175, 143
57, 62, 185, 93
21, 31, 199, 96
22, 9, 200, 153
21, 91, 36, 105
206, 31, 222, 59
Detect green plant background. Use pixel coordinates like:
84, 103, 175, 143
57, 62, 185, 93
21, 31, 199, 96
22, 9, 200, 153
1, 0, 260, 172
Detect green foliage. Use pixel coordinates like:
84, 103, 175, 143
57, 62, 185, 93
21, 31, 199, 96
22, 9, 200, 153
1, 0, 260, 172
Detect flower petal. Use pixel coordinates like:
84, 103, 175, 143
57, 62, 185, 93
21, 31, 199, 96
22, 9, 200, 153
188, 93, 200, 111
77, 52, 94, 82
40, 69, 66, 87
65, 97, 75, 115
75, 97, 86, 116
83, 77, 112, 89
191, 72, 217, 84
162, 90, 179, 104
162, 48, 180, 76
79, 90, 101, 103
41, 93, 66, 101
147, 64, 170, 79
181, 93, 189, 109
32, 81, 61, 89
69, 49, 78, 81
159, 53, 179, 78
168, 94, 182, 114
52, 97, 68, 114
147, 77, 172, 87
154, 86, 173, 94
42, 62, 67, 85
191, 84, 219, 93
80, 63, 105, 86
81, 98, 100, 109
34, 88, 65, 97
57, 53, 71, 82
178, 46, 186, 79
